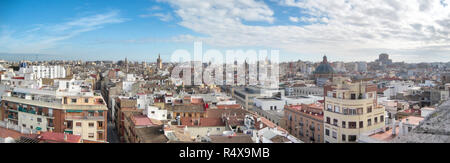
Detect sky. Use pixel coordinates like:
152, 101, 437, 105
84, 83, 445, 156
0, 0, 449, 63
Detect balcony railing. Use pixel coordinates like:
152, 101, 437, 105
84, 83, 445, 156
66, 116, 104, 120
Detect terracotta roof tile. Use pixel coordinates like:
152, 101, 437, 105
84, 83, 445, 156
39, 132, 81, 143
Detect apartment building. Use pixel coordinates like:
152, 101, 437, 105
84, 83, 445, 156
0, 81, 108, 142
232, 86, 284, 111
114, 97, 140, 142
253, 97, 285, 126
285, 85, 324, 97
323, 77, 385, 143
17, 65, 66, 79
284, 103, 324, 143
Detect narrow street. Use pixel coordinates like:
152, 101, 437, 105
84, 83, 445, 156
107, 121, 119, 143
106, 110, 120, 143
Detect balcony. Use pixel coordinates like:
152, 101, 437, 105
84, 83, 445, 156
66, 116, 104, 121
8, 115, 16, 119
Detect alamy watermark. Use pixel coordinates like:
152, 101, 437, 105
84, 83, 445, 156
170, 42, 280, 92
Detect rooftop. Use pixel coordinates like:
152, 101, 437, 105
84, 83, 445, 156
135, 125, 168, 143
394, 100, 450, 143
208, 134, 253, 143
38, 132, 82, 143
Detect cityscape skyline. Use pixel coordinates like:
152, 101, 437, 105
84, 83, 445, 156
2, 0, 450, 148
1, 0, 450, 63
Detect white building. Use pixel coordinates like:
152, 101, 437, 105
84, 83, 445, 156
254, 98, 285, 111
17, 65, 66, 79
144, 106, 167, 121
382, 80, 415, 99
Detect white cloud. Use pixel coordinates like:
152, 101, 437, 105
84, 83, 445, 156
140, 12, 173, 22
289, 16, 299, 22
162, 0, 450, 62
0, 10, 126, 54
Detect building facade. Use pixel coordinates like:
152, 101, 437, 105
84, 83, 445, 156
0, 87, 108, 142
284, 103, 324, 143
323, 77, 385, 143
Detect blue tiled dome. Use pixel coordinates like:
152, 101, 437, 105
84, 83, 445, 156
314, 55, 334, 74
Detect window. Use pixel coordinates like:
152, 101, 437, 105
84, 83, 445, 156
374, 117, 378, 123
85, 98, 89, 103
351, 94, 356, 99
216, 128, 220, 131
334, 106, 340, 113
357, 108, 363, 115
76, 122, 82, 127
89, 123, 94, 127
380, 115, 384, 122
325, 129, 330, 136
48, 109, 53, 116
98, 121, 103, 128
98, 132, 104, 140
359, 121, 364, 128
368, 119, 372, 126
348, 135, 357, 142
333, 119, 338, 126
88, 133, 94, 138
343, 108, 348, 115
342, 134, 346, 141
37, 118, 42, 123
327, 105, 332, 111
326, 117, 330, 124
367, 106, 372, 113
349, 122, 357, 129
332, 131, 337, 139
71, 98, 77, 103
342, 121, 346, 128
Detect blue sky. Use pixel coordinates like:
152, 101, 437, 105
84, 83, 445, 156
1, 0, 450, 63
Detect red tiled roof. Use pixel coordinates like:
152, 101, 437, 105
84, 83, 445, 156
0, 127, 31, 139
181, 117, 225, 127
217, 104, 241, 109
191, 98, 204, 104
39, 132, 81, 143
132, 115, 154, 126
